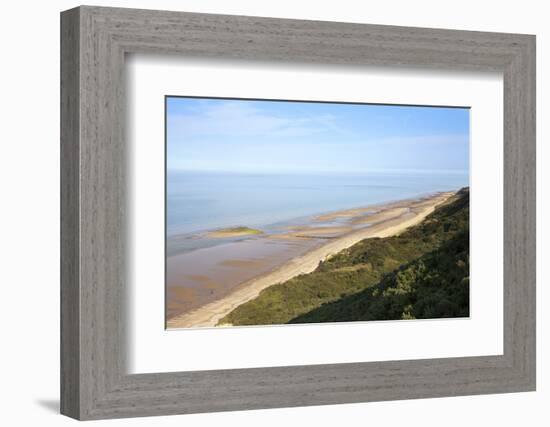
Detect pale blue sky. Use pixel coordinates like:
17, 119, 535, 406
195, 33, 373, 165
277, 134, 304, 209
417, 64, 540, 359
166, 97, 469, 175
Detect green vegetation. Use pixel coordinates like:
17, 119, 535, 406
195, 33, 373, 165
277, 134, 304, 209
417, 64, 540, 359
208, 226, 263, 238
219, 188, 469, 326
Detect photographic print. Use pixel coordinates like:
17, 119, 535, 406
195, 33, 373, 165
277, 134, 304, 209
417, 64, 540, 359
165, 97, 470, 329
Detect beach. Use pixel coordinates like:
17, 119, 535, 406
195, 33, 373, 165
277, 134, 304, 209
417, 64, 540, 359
167, 191, 454, 329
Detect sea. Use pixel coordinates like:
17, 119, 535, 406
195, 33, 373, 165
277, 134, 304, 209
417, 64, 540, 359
167, 170, 468, 238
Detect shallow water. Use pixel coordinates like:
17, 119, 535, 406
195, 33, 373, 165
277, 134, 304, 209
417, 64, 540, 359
166, 170, 468, 256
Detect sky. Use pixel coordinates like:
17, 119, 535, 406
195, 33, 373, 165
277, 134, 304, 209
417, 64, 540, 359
166, 97, 469, 175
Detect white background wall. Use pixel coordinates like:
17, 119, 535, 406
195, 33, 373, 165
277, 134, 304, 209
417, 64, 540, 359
0, 0, 546, 425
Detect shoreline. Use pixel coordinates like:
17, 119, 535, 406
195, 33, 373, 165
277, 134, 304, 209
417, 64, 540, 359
167, 191, 455, 329
167, 190, 445, 256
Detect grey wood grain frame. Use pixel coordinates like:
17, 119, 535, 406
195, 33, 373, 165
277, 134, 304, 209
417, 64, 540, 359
60, 5, 536, 420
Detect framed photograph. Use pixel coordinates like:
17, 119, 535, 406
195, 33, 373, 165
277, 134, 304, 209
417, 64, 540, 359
164, 97, 470, 330
61, 6, 536, 420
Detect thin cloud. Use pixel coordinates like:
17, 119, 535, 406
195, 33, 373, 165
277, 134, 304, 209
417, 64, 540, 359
380, 134, 469, 145
167, 101, 353, 140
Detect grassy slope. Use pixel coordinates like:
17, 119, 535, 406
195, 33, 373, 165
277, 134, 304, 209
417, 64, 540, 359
219, 188, 469, 326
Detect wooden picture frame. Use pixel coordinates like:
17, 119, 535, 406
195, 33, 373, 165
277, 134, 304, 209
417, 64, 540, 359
60, 5, 536, 420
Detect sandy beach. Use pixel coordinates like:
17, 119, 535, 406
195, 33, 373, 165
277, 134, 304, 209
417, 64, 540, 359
167, 191, 454, 329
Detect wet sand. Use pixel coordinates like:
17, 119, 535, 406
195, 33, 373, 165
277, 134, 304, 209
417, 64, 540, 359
167, 191, 454, 329
166, 238, 315, 319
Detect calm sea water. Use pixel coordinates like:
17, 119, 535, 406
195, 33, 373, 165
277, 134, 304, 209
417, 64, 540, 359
167, 170, 468, 237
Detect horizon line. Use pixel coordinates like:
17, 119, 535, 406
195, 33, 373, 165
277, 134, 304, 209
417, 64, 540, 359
166, 168, 470, 175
